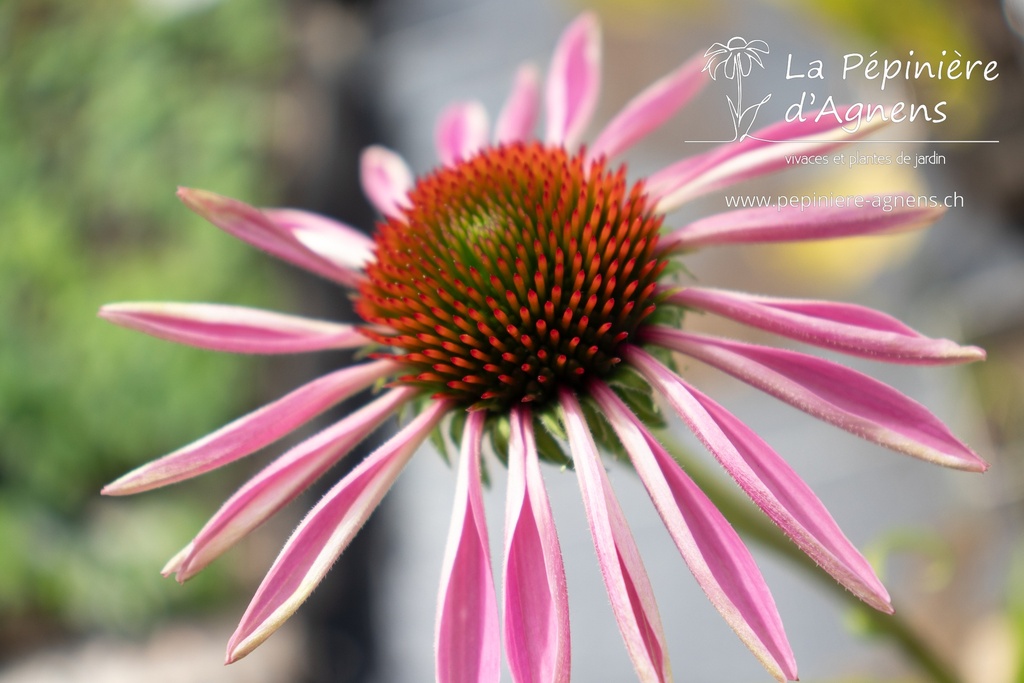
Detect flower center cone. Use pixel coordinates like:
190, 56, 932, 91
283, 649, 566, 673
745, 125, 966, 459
357, 142, 667, 411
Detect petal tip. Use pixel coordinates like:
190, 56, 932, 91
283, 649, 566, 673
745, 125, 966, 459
100, 477, 135, 496
225, 633, 257, 665
97, 303, 131, 323
963, 345, 987, 362
177, 187, 232, 219
575, 9, 600, 33
176, 185, 208, 206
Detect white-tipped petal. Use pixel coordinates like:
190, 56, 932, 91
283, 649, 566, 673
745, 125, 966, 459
624, 348, 892, 615
436, 411, 500, 683
171, 388, 413, 582
226, 399, 449, 662
503, 407, 571, 683
496, 64, 541, 144
360, 145, 414, 218
103, 360, 398, 496
649, 110, 889, 213
666, 286, 984, 364
436, 102, 489, 166
262, 208, 375, 272
99, 302, 371, 355
589, 53, 707, 162
545, 12, 601, 149
593, 380, 798, 681
643, 327, 988, 472
177, 188, 366, 287
560, 388, 671, 683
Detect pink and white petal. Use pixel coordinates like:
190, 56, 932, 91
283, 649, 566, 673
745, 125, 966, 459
623, 348, 892, 613
260, 208, 374, 273
649, 109, 888, 213
161, 545, 191, 578
591, 380, 798, 682
436, 411, 500, 683
496, 64, 541, 144
177, 188, 364, 287
559, 389, 671, 683
588, 53, 707, 163
545, 12, 601, 149
503, 408, 571, 683
99, 302, 371, 354
643, 327, 988, 472
103, 360, 398, 496
226, 398, 449, 662
289, 229, 374, 276
661, 200, 944, 252
436, 102, 490, 167
667, 287, 984, 364
169, 387, 414, 582
359, 146, 414, 219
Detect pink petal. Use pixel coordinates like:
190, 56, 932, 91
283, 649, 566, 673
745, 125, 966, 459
496, 64, 541, 144
667, 287, 985, 364
436, 411, 500, 683
591, 380, 798, 682
226, 398, 449, 662
359, 145, 414, 218
102, 360, 399, 496
559, 389, 671, 683
436, 102, 489, 166
642, 327, 988, 472
623, 348, 892, 613
261, 208, 374, 272
661, 199, 944, 252
161, 545, 191, 577
177, 188, 366, 287
648, 109, 888, 213
503, 408, 571, 683
99, 302, 371, 354
588, 53, 707, 163
545, 12, 601, 149
168, 387, 414, 582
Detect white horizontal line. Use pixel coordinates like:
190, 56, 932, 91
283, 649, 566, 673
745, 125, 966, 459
684, 139, 999, 144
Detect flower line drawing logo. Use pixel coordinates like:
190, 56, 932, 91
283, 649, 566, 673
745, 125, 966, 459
704, 37, 772, 141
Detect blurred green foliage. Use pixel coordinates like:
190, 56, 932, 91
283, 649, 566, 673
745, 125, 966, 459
0, 0, 288, 643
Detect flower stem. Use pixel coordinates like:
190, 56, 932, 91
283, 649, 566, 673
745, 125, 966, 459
736, 71, 743, 119
657, 431, 963, 683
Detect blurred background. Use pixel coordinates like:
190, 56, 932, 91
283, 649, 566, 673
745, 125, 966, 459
0, 0, 1022, 681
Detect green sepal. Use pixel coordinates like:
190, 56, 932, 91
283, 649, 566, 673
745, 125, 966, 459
580, 395, 631, 464
659, 255, 697, 281
605, 365, 665, 430
487, 413, 511, 468
647, 296, 686, 328
428, 425, 451, 467
448, 408, 468, 453
533, 408, 572, 468
617, 384, 664, 430
537, 405, 567, 442
407, 392, 453, 466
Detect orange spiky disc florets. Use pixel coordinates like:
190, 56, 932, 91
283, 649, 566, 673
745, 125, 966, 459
357, 142, 666, 411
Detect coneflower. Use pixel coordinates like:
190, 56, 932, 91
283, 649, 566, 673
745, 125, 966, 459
100, 13, 985, 682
